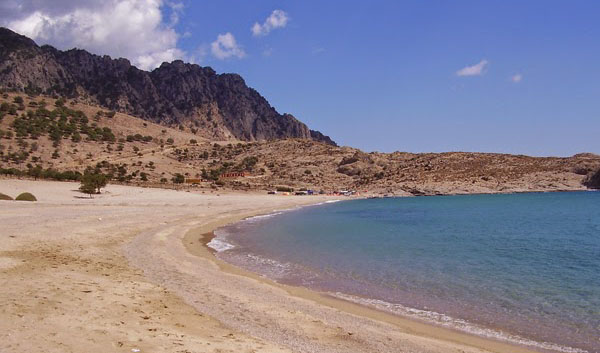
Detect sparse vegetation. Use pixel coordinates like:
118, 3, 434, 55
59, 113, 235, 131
171, 173, 185, 184
0, 94, 598, 194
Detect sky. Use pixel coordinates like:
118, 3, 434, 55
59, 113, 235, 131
1, 0, 599, 156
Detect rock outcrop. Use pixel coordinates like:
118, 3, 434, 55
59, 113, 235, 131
0, 27, 335, 145
584, 169, 600, 189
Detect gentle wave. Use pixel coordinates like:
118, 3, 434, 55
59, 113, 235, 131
320, 199, 342, 205
243, 253, 293, 279
332, 292, 588, 353
244, 212, 284, 222
207, 237, 235, 252
209, 201, 343, 252
209, 211, 287, 252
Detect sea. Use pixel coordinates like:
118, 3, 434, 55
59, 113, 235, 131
208, 192, 600, 353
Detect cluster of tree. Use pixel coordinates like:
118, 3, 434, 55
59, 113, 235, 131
89, 160, 154, 183
9, 105, 115, 144
0, 166, 82, 181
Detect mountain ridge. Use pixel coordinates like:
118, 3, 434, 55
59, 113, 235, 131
0, 27, 336, 145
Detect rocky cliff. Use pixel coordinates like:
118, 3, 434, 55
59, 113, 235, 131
0, 27, 335, 145
584, 169, 600, 189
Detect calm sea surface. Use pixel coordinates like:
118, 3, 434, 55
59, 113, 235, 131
210, 192, 600, 353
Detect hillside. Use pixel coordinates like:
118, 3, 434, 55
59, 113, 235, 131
1, 93, 599, 195
0, 27, 335, 145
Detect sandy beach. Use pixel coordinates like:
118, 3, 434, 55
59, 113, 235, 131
0, 179, 540, 353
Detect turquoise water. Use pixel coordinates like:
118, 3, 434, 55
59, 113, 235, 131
211, 192, 600, 352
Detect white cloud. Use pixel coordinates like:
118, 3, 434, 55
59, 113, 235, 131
252, 9, 289, 37
511, 74, 523, 83
211, 33, 246, 60
456, 59, 489, 77
1, 0, 186, 71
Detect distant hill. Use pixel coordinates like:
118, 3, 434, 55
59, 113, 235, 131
1, 93, 599, 195
0, 27, 335, 145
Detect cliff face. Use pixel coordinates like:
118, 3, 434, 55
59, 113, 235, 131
0, 27, 335, 145
584, 169, 600, 189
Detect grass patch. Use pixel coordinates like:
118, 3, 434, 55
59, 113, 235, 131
0, 192, 13, 200
15, 192, 37, 201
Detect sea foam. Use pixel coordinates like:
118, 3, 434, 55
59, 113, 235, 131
332, 293, 588, 353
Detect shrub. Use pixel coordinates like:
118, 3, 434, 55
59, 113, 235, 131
276, 186, 294, 192
15, 192, 37, 201
0, 192, 13, 200
171, 173, 185, 184
239, 156, 258, 171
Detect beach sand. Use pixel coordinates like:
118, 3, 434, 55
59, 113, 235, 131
0, 179, 539, 353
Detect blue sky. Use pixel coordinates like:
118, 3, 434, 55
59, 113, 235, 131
3, 1, 599, 156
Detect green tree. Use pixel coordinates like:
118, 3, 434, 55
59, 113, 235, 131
79, 172, 108, 197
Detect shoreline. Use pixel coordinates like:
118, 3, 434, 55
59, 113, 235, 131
181, 203, 543, 353
0, 179, 584, 353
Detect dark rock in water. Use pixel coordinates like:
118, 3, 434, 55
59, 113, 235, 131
0, 27, 335, 145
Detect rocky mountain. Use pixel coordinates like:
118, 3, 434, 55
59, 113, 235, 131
0, 27, 335, 145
